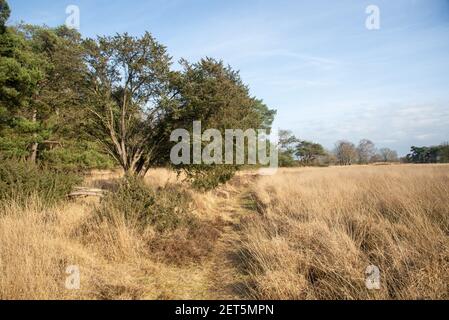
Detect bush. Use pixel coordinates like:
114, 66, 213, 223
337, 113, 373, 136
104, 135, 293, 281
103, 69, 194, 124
0, 160, 82, 206
96, 177, 194, 233
180, 165, 237, 191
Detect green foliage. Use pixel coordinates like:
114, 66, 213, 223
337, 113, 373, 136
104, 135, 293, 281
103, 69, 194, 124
40, 141, 115, 171
0, 132, 29, 159
83, 32, 172, 176
278, 152, 298, 167
181, 165, 238, 191
97, 177, 194, 233
440, 143, 449, 163
277, 130, 299, 167
296, 140, 326, 165
0, 27, 44, 111
170, 58, 274, 131
406, 144, 449, 163
0, 0, 10, 32
1, 24, 87, 164
0, 159, 82, 206
168, 58, 276, 187
1, 5, 276, 189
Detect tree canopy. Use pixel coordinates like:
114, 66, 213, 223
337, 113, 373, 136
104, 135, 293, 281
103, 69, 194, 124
406, 144, 449, 164
83, 32, 172, 176
0, 0, 10, 32
296, 140, 326, 165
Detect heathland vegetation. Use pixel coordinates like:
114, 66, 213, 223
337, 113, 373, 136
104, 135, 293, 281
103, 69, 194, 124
1, 0, 448, 300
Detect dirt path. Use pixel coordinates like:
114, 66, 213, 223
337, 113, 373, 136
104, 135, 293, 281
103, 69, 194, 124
145, 177, 257, 300
84, 170, 259, 300
201, 175, 259, 300
150, 173, 259, 300
204, 193, 251, 299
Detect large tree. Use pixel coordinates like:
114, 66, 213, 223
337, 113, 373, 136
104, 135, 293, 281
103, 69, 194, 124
378, 148, 398, 163
166, 58, 276, 188
357, 139, 376, 164
277, 130, 299, 167
0, 20, 45, 160
296, 140, 326, 165
84, 32, 172, 176
19, 25, 88, 162
410, 144, 449, 163
0, 0, 10, 33
334, 140, 357, 165
0, 24, 88, 163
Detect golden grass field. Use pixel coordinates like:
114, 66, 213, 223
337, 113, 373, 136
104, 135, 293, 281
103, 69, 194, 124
0, 164, 448, 300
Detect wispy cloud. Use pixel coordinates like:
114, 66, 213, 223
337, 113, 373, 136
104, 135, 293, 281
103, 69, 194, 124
291, 103, 449, 155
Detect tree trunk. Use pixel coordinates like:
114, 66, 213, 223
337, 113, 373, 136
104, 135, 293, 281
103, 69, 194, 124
29, 109, 38, 164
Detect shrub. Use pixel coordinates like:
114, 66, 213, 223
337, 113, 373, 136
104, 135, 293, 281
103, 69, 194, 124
149, 218, 224, 266
96, 177, 194, 233
0, 160, 82, 206
180, 165, 237, 191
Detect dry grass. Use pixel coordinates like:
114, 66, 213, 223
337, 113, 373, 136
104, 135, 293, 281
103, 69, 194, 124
240, 165, 449, 299
1, 165, 448, 300
0, 169, 223, 300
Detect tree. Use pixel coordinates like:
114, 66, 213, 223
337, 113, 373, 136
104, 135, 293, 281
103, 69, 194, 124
84, 32, 172, 177
379, 148, 398, 162
357, 139, 376, 164
406, 145, 447, 164
1, 21, 111, 168
439, 142, 449, 163
18, 25, 89, 163
277, 130, 299, 167
253, 99, 276, 132
296, 140, 326, 165
0, 0, 10, 33
167, 58, 276, 188
0, 23, 46, 160
0, 24, 89, 163
168, 58, 275, 132
334, 140, 357, 165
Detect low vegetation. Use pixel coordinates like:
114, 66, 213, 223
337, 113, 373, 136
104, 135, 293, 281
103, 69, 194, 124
0, 169, 225, 299
240, 165, 449, 299
1, 0, 448, 301
1, 165, 448, 300
0, 160, 81, 206
94, 177, 195, 233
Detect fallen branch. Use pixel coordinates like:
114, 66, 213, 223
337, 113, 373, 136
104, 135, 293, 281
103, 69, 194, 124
68, 187, 109, 199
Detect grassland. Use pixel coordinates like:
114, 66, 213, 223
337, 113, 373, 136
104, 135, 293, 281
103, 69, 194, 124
0, 164, 448, 299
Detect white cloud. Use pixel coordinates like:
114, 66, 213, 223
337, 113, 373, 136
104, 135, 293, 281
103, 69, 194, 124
289, 102, 449, 155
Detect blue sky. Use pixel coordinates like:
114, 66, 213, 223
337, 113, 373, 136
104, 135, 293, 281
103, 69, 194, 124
8, 0, 449, 155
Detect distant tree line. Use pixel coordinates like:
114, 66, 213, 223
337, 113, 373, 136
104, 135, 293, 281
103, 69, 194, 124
277, 131, 400, 167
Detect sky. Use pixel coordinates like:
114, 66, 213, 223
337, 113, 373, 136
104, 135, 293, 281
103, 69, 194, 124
7, 0, 449, 155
